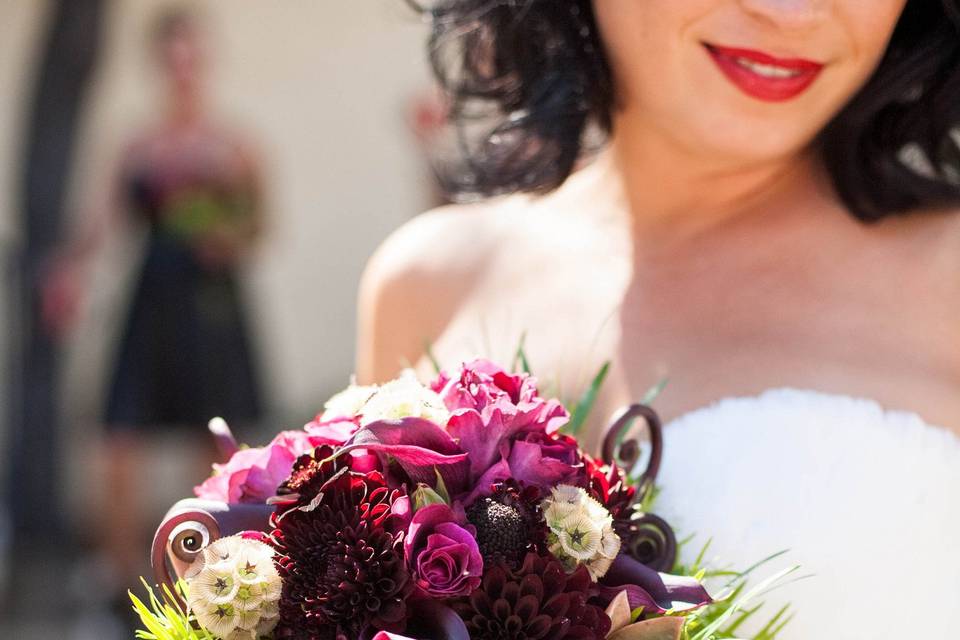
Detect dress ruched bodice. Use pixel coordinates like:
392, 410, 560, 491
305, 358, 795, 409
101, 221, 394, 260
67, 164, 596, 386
654, 388, 959, 639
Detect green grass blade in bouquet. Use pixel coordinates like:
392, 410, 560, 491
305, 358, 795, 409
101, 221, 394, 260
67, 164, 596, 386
129, 578, 215, 640
567, 360, 611, 436
669, 544, 801, 640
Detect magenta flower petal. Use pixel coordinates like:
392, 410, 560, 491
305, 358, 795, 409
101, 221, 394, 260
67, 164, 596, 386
303, 415, 360, 445
461, 458, 512, 506
194, 467, 231, 502
340, 417, 470, 494
507, 439, 581, 488
405, 504, 483, 598
193, 430, 328, 504
438, 360, 571, 484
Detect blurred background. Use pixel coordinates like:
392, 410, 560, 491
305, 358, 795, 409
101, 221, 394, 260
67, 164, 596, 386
0, 1, 444, 635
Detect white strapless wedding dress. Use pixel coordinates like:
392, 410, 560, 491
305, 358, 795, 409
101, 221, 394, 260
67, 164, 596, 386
654, 388, 960, 640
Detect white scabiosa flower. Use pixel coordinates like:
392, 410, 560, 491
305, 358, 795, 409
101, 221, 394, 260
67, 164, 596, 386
186, 536, 281, 640
320, 379, 378, 420
192, 601, 241, 638
188, 566, 239, 605
542, 485, 621, 581
357, 369, 450, 426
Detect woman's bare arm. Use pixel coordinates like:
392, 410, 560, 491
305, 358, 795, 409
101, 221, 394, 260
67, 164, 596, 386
355, 204, 492, 384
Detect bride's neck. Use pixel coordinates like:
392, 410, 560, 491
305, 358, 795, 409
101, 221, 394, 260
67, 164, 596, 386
597, 115, 824, 244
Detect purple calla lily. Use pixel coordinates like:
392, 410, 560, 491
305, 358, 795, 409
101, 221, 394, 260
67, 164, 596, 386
598, 554, 713, 614
367, 598, 470, 640
338, 417, 471, 495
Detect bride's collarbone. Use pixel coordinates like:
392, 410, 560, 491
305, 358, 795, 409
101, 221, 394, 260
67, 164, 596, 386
421, 197, 960, 431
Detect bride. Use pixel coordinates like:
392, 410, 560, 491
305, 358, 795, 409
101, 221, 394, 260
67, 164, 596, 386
358, 1, 959, 637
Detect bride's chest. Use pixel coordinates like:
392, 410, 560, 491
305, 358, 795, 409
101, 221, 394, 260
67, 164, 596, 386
427, 217, 960, 439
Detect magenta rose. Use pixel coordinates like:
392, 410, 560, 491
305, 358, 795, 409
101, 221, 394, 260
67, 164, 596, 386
437, 359, 569, 480
404, 504, 483, 598
194, 430, 332, 504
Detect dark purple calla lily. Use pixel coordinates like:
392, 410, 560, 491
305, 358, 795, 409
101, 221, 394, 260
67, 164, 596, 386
366, 598, 470, 640
598, 553, 713, 614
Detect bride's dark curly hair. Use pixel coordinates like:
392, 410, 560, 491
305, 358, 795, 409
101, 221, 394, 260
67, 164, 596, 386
413, 0, 960, 221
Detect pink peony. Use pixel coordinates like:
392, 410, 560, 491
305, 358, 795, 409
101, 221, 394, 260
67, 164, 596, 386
404, 503, 483, 598
437, 359, 569, 480
193, 425, 354, 504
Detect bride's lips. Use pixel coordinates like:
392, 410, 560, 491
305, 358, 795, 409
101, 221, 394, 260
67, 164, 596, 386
704, 43, 824, 102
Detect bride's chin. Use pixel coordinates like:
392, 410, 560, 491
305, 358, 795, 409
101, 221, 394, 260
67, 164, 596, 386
678, 117, 817, 168
618, 103, 819, 168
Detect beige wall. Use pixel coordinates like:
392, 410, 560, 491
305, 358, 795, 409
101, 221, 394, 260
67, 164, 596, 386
0, 1, 434, 518
52, 0, 433, 423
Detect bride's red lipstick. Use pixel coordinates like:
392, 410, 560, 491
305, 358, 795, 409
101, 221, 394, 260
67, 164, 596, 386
704, 43, 824, 102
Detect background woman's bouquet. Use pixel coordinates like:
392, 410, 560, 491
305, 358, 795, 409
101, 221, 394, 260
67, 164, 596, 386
137, 359, 794, 640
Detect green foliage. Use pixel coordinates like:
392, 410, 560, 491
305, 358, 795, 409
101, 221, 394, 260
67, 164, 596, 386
637, 484, 662, 514
641, 378, 669, 405
129, 579, 216, 640
512, 331, 532, 375
566, 361, 611, 437
669, 542, 800, 640
433, 466, 452, 504
423, 340, 442, 375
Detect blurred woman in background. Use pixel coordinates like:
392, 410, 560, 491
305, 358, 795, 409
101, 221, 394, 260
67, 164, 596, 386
44, 6, 264, 598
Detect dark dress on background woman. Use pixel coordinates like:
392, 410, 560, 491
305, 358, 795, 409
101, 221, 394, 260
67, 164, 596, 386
105, 154, 262, 430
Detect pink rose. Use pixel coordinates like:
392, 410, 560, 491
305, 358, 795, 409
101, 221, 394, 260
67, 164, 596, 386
404, 504, 483, 598
194, 429, 336, 504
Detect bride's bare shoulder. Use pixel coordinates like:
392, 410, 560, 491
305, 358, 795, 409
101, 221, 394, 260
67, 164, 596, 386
356, 196, 530, 382
361, 196, 533, 301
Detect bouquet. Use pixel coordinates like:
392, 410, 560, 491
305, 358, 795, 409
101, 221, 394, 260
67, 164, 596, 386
138, 359, 793, 640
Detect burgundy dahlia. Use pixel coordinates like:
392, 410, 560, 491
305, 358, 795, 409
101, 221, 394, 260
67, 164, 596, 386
271, 446, 412, 639
582, 455, 637, 532
452, 553, 611, 640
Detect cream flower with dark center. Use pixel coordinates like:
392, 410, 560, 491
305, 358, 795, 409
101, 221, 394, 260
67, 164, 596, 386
542, 485, 621, 580
185, 536, 281, 640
